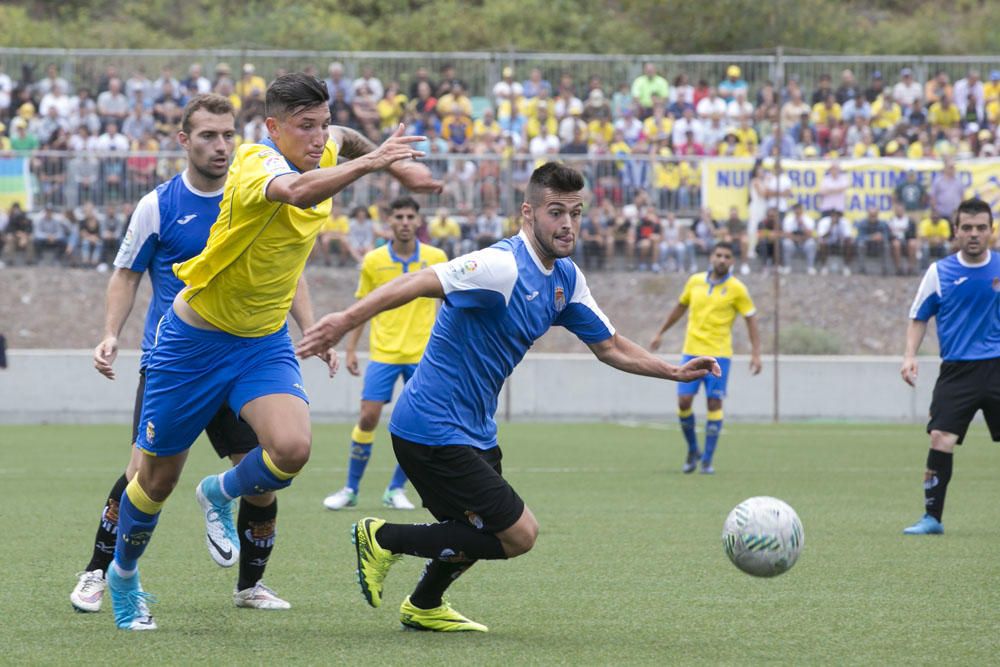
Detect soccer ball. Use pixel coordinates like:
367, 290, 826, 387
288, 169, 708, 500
722, 496, 804, 577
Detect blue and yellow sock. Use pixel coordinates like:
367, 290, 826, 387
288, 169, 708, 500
113, 476, 163, 573
221, 446, 298, 498
678, 407, 698, 454
703, 409, 724, 464
387, 464, 408, 491
346, 425, 375, 492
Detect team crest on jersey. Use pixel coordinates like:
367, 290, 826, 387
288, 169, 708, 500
993, 277, 1000, 292
554, 286, 566, 311
145, 420, 155, 444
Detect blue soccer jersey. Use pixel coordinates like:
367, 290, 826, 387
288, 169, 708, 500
113, 172, 224, 365
909, 251, 1000, 361
389, 232, 616, 449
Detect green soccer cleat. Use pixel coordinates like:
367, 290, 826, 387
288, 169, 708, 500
351, 517, 401, 608
399, 596, 488, 632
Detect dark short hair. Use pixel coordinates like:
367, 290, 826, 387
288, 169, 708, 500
350, 205, 368, 218
181, 94, 235, 135
266, 72, 329, 118
954, 198, 993, 226
525, 162, 585, 206
390, 196, 420, 213
712, 241, 735, 254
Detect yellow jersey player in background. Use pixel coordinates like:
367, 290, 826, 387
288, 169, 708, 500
105, 72, 441, 631
649, 241, 761, 474
323, 196, 448, 511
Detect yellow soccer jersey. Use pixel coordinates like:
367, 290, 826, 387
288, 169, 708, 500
175, 138, 339, 336
679, 273, 756, 357
357, 242, 448, 364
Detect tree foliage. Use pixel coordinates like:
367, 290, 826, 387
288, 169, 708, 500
3, 0, 1000, 54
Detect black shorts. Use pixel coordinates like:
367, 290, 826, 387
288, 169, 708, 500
132, 369, 258, 458
927, 357, 1000, 444
391, 433, 525, 533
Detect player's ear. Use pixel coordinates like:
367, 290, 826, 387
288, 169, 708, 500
265, 116, 280, 138
520, 201, 533, 225
177, 130, 190, 151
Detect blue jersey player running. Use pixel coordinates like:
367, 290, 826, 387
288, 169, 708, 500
901, 198, 1000, 535
73, 95, 332, 616
298, 163, 720, 632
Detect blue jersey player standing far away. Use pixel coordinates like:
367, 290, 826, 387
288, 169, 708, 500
297, 162, 720, 632
901, 198, 1000, 535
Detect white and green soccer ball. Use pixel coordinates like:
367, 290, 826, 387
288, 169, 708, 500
722, 496, 804, 577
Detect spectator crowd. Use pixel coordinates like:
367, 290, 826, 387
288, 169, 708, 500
0, 58, 996, 273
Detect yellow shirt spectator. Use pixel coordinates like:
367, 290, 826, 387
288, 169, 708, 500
525, 115, 558, 140
376, 93, 408, 134
928, 101, 961, 129
811, 101, 842, 126
642, 115, 673, 142
918, 217, 951, 243
587, 119, 614, 145
870, 97, 901, 130
852, 142, 880, 158
473, 116, 502, 140
428, 215, 461, 243
436, 93, 473, 118
321, 211, 349, 235
735, 126, 759, 154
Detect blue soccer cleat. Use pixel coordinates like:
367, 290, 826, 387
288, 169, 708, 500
196, 474, 240, 567
107, 566, 157, 630
902, 514, 944, 535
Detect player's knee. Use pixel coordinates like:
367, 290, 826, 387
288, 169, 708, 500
503, 516, 540, 558
269, 433, 312, 471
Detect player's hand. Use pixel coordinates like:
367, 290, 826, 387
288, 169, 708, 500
389, 159, 444, 194
649, 334, 663, 352
297, 312, 351, 358
366, 124, 427, 172
317, 348, 340, 378
346, 350, 360, 376
93, 336, 119, 380
674, 355, 721, 382
749, 354, 762, 376
901, 357, 918, 387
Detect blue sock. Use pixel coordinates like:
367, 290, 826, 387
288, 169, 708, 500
346, 442, 372, 492
703, 410, 724, 464
221, 446, 295, 498
679, 409, 698, 454
387, 464, 408, 491
113, 478, 162, 572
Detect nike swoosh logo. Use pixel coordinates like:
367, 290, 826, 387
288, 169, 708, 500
176, 214, 197, 225
525, 290, 539, 301
207, 535, 232, 561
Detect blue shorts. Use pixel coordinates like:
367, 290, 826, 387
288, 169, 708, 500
136, 307, 308, 457
677, 354, 731, 399
362, 361, 417, 402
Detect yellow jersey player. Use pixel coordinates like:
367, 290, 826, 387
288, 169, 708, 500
105, 72, 441, 631
650, 241, 762, 474
323, 196, 448, 511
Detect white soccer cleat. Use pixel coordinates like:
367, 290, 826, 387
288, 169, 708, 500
234, 582, 291, 610
71, 569, 106, 613
382, 488, 416, 510
195, 475, 240, 568
323, 487, 358, 510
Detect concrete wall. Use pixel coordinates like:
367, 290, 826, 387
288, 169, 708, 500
0, 350, 936, 424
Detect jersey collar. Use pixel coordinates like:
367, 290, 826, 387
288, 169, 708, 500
181, 169, 225, 197
388, 240, 421, 265
957, 250, 992, 268
518, 230, 554, 275
260, 136, 304, 174
705, 270, 731, 287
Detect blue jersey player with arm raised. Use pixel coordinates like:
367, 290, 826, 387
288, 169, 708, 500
901, 198, 1000, 535
298, 162, 720, 632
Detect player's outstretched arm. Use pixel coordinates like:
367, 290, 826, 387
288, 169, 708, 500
649, 302, 687, 351
901, 319, 928, 387
332, 125, 443, 194
93, 268, 143, 380
589, 333, 721, 382
745, 313, 762, 375
296, 268, 445, 358
268, 125, 427, 209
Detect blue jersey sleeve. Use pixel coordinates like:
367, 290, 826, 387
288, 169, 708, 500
113, 189, 160, 272
909, 262, 941, 321
432, 247, 518, 310
555, 264, 616, 343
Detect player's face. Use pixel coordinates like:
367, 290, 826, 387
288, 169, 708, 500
522, 189, 584, 262
953, 211, 992, 259
389, 206, 418, 244
711, 248, 734, 276
269, 103, 331, 171
180, 110, 236, 180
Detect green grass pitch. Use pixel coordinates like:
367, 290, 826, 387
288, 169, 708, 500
2, 422, 999, 664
